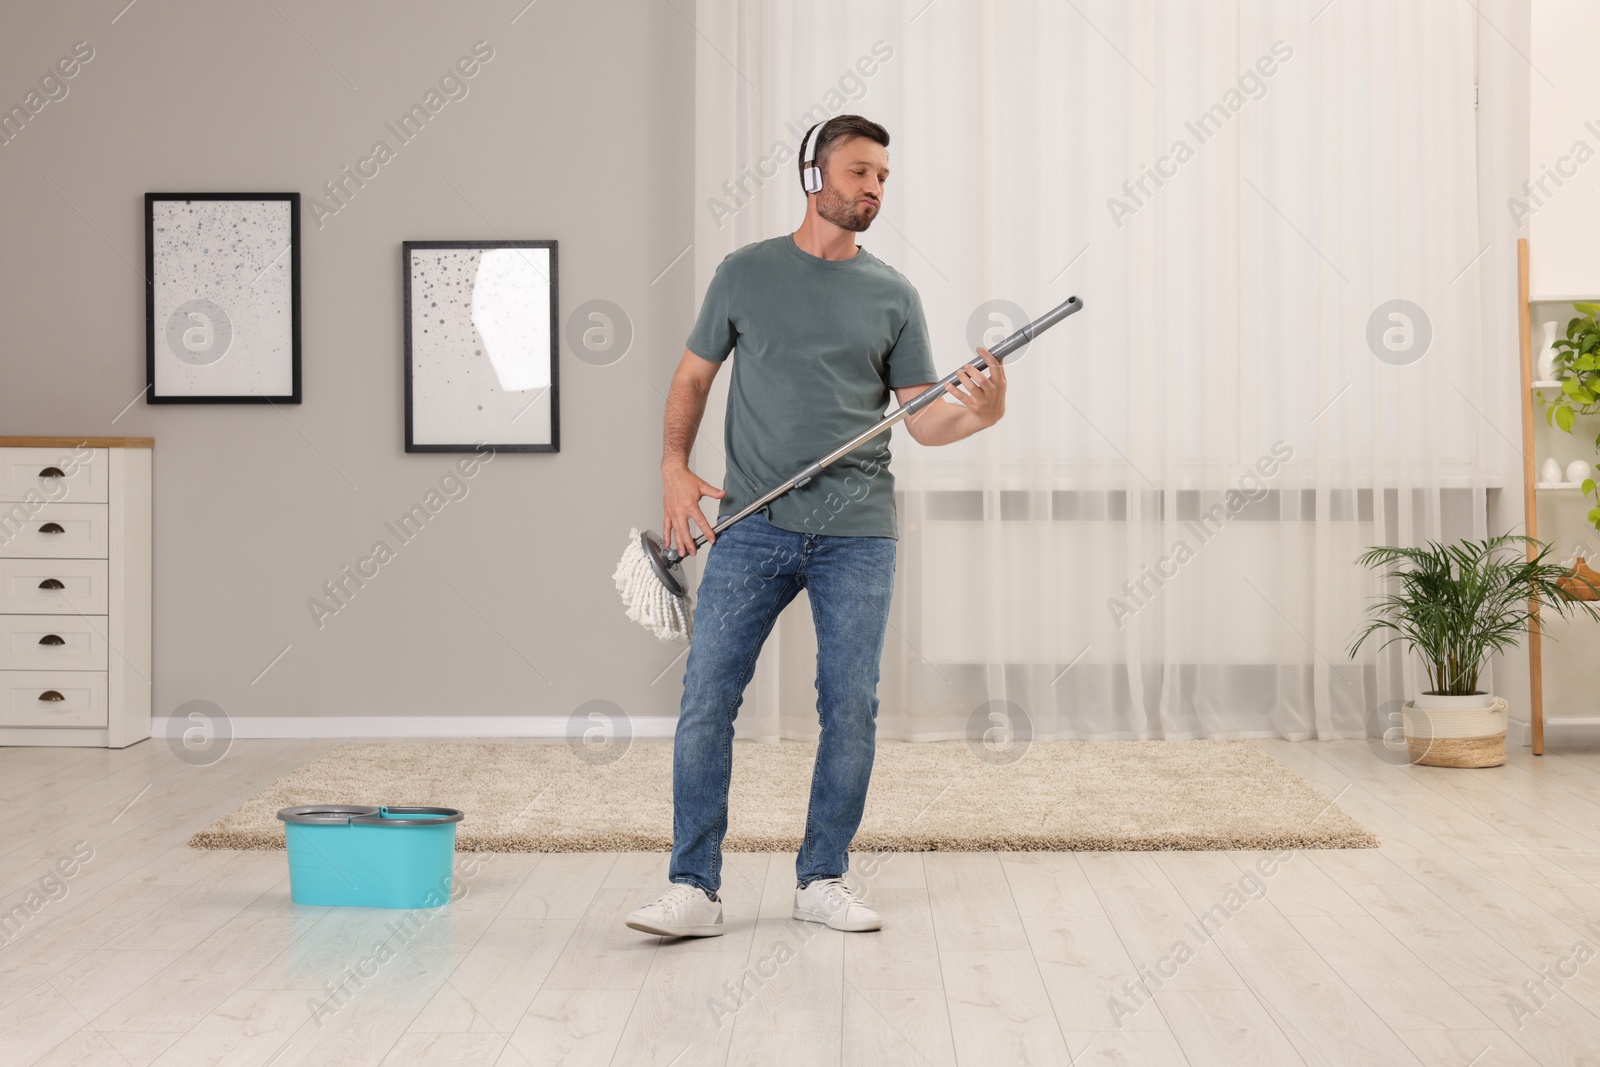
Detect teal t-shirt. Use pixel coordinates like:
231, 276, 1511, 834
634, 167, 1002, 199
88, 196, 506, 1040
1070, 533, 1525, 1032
685, 234, 937, 539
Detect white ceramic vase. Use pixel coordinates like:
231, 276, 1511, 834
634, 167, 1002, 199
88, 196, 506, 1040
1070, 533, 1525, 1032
1568, 460, 1593, 485
1542, 457, 1564, 484
1538, 320, 1559, 380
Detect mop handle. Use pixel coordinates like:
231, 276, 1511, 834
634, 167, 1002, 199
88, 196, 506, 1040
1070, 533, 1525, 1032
662, 294, 1083, 564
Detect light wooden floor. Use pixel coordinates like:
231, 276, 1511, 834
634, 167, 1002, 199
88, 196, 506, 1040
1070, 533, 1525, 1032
3, 738, 1600, 1067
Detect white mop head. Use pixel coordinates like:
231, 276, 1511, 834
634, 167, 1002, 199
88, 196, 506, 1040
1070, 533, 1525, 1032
614, 527, 694, 641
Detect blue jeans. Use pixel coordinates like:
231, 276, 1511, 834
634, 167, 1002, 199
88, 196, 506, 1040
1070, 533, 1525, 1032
669, 509, 897, 896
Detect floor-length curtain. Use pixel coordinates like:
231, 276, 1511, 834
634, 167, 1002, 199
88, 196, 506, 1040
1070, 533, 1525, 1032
691, 0, 1517, 743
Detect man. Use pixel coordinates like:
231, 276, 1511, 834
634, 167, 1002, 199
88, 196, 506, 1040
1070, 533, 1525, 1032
626, 114, 1007, 938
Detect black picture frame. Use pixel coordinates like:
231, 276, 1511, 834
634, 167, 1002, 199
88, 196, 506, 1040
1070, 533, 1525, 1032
403, 239, 560, 454
144, 192, 302, 404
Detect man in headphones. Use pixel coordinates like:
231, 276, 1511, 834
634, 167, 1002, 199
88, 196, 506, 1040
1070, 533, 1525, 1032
627, 113, 1007, 938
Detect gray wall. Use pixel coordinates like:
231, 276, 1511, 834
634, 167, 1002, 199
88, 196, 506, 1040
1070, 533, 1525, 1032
0, 1, 697, 727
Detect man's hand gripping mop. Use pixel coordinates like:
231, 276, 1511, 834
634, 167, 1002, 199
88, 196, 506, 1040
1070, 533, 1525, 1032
613, 295, 1084, 641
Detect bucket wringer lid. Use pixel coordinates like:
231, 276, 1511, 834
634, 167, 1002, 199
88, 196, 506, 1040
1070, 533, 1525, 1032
276, 805, 464, 826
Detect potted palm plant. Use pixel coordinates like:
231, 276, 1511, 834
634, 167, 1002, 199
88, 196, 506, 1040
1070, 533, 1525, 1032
1348, 534, 1600, 767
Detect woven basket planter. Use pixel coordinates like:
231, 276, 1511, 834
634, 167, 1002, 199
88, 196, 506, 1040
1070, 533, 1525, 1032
1402, 696, 1508, 768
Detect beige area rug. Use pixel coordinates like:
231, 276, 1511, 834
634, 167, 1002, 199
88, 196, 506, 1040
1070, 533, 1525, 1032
190, 740, 1377, 852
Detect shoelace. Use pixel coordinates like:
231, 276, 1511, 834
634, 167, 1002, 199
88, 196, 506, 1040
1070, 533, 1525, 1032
660, 884, 706, 917
812, 878, 859, 911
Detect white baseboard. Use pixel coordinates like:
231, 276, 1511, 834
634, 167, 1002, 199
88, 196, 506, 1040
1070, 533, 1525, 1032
1508, 717, 1600, 748
150, 715, 681, 740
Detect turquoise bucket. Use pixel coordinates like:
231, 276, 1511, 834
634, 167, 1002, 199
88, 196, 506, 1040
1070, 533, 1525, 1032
276, 805, 465, 909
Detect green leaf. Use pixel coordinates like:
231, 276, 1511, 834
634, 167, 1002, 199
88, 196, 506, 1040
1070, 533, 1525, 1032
1556, 405, 1578, 433
1576, 302, 1600, 315
1584, 478, 1597, 494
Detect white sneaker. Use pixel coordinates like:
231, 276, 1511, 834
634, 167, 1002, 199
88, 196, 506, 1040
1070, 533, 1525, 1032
793, 877, 881, 932
625, 883, 725, 938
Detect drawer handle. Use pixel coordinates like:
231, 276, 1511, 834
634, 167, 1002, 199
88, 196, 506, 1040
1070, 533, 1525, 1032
38, 467, 66, 478
39, 690, 65, 702
38, 522, 66, 534
38, 578, 65, 590
39, 634, 66, 646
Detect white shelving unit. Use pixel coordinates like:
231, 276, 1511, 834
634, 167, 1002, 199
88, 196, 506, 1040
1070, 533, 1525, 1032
1517, 240, 1600, 752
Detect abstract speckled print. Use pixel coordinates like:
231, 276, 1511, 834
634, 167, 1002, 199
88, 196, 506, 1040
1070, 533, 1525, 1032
408, 246, 552, 445
150, 199, 294, 396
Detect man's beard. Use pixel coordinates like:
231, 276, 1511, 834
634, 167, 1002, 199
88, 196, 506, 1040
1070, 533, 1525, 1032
816, 183, 877, 232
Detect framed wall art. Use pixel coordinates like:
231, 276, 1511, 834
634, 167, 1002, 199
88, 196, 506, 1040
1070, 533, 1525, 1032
403, 239, 559, 453
145, 192, 301, 403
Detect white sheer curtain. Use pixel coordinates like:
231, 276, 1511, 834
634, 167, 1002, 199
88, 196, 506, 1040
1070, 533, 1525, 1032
690, 0, 1517, 743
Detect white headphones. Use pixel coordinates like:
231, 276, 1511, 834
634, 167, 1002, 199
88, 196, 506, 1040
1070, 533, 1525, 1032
800, 121, 826, 194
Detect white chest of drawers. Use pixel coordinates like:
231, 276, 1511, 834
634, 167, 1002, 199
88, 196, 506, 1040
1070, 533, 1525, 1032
0, 438, 152, 748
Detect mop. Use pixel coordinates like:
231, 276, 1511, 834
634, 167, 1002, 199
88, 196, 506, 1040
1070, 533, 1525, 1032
614, 295, 1084, 641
